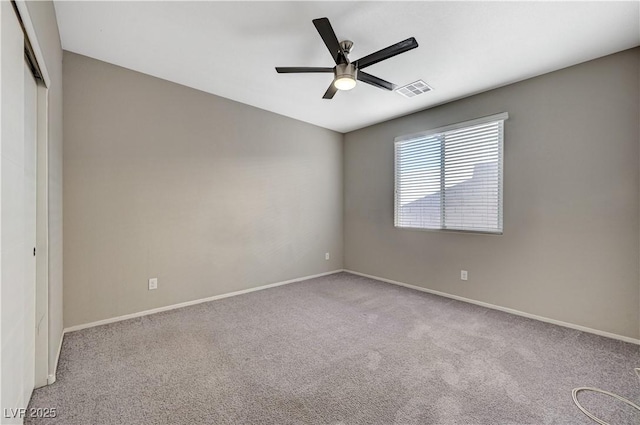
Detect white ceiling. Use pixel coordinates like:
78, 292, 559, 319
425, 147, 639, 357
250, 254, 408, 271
54, 1, 639, 133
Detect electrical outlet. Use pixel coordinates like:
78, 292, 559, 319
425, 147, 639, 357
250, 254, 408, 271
148, 278, 158, 290
325, 252, 330, 260
460, 270, 468, 281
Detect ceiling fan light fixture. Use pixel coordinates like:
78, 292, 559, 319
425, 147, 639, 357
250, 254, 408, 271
334, 63, 357, 91
334, 76, 356, 91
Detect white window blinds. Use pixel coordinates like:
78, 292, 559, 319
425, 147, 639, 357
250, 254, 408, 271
394, 113, 507, 234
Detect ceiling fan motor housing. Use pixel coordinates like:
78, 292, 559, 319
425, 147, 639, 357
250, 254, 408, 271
335, 62, 357, 80
334, 62, 358, 90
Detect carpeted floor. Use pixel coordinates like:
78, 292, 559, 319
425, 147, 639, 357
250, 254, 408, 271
27, 272, 639, 424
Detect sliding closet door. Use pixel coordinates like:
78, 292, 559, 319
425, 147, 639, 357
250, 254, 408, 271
0, 1, 37, 421
24, 60, 38, 406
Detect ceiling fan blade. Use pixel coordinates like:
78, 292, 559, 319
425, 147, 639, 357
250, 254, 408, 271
357, 71, 396, 91
355, 37, 418, 69
312, 17, 345, 64
323, 82, 338, 99
276, 67, 334, 73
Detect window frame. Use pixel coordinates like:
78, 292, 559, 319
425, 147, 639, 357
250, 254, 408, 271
393, 112, 508, 235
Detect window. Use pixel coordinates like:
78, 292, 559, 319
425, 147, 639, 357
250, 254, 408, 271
394, 113, 507, 234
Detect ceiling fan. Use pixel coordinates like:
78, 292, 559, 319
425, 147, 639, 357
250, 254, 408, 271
276, 17, 418, 99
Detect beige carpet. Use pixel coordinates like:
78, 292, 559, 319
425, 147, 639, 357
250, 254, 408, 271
27, 272, 639, 424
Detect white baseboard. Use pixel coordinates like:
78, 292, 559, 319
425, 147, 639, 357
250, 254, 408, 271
64, 269, 345, 334
47, 332, 64, 385
345, 269, 640, 345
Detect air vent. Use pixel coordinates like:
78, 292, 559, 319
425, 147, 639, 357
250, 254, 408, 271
395, 80, 433, 98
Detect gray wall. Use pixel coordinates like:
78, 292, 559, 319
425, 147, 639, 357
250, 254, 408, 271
63, 52, 343, 327
24, 0, 64, 378
344, 48, 640, 340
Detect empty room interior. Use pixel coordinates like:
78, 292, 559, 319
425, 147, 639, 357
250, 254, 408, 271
1, 1, 640, 424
